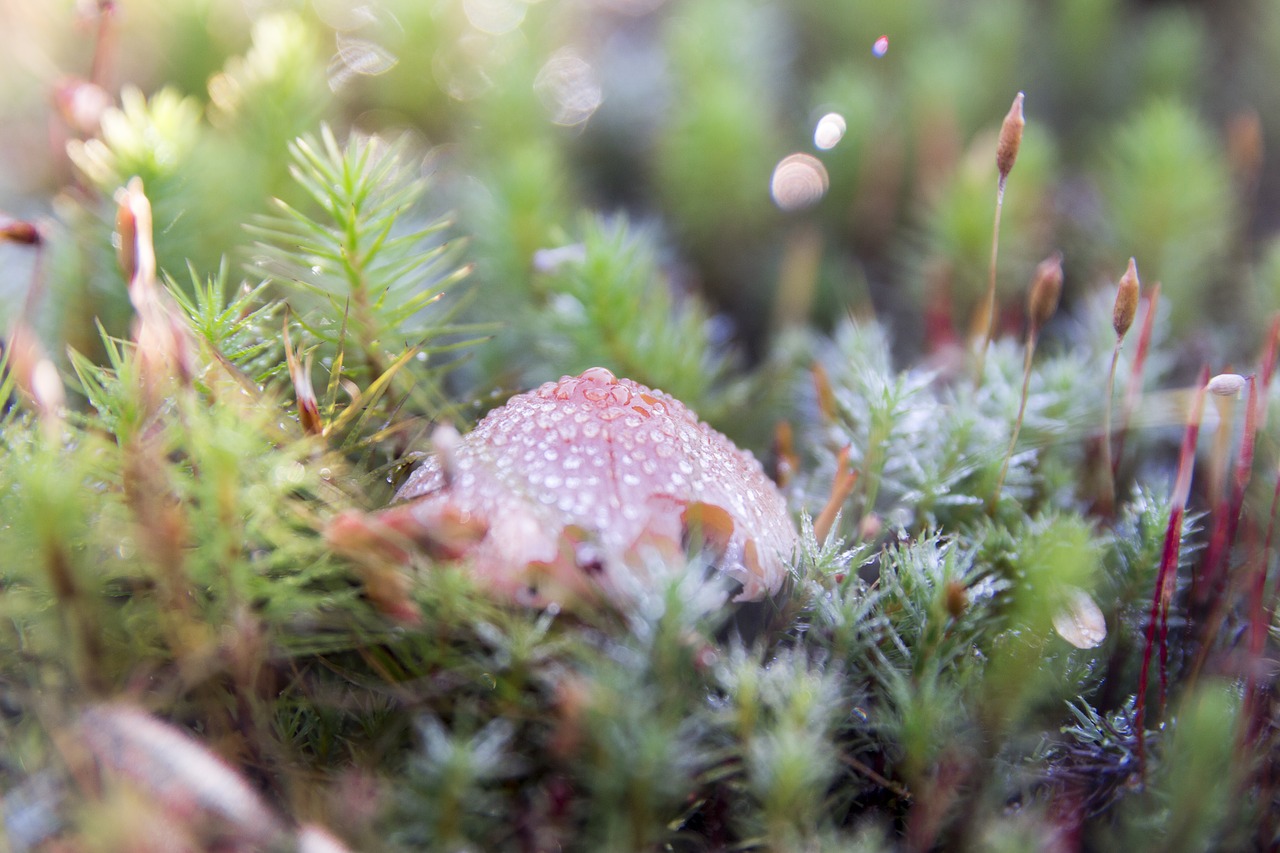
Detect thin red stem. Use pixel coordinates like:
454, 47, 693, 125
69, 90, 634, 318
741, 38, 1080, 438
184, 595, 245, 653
1203, 376, 1260, 600
1136, 366, 1208, 777
1245, 516, 1268, 740
1257, 313, 1280, 433
1115, 284, 1161, 477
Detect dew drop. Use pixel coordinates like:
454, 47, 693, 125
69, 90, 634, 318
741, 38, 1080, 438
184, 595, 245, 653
463, 0, 526, 34
770, 153, 829, 211
534, 48, 602, 127
814, 112, 847, 150
872, 35, 889, 57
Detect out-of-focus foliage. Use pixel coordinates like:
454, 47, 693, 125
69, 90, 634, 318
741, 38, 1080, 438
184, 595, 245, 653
3, 1, 1280, 851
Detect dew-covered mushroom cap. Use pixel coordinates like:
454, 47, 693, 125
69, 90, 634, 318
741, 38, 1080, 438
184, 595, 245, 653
395, 367, 797, 605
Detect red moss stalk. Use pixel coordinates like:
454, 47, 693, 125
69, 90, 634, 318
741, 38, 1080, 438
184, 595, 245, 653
1136, 366, 1209, 776
1113, 283, 1161, 473
1256, 313, 1280, 433
1101, 259, 1140, 513
1199, 375, 1259, 603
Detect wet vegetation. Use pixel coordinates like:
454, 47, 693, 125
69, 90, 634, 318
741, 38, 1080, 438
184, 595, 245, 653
3, 1, 1280, 850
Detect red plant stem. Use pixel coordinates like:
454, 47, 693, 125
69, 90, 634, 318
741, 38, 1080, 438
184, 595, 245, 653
1136, 366, 1208, 777
1202, 376, 1260, 603
1255, 472, 1280, 737
1114, 284, 1161, 478
1245, 514, 1269, 739
1257, 313, 1280, 433
90, 2, 117, 88
1264, 473, 1280, 621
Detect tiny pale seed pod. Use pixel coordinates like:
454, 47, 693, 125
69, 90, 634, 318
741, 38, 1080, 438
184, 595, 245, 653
1112, 257, 1140, 339
1206, 373, 1247, 397
996, 92, 1025, 184
1027, 251, 1064, 333
1052, 588, 1107, 649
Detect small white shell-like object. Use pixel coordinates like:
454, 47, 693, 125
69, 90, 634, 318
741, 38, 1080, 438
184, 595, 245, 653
1052, 587, 1108, 650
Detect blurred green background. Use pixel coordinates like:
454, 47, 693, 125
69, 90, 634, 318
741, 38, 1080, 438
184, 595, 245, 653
2, 0, 1279, 374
